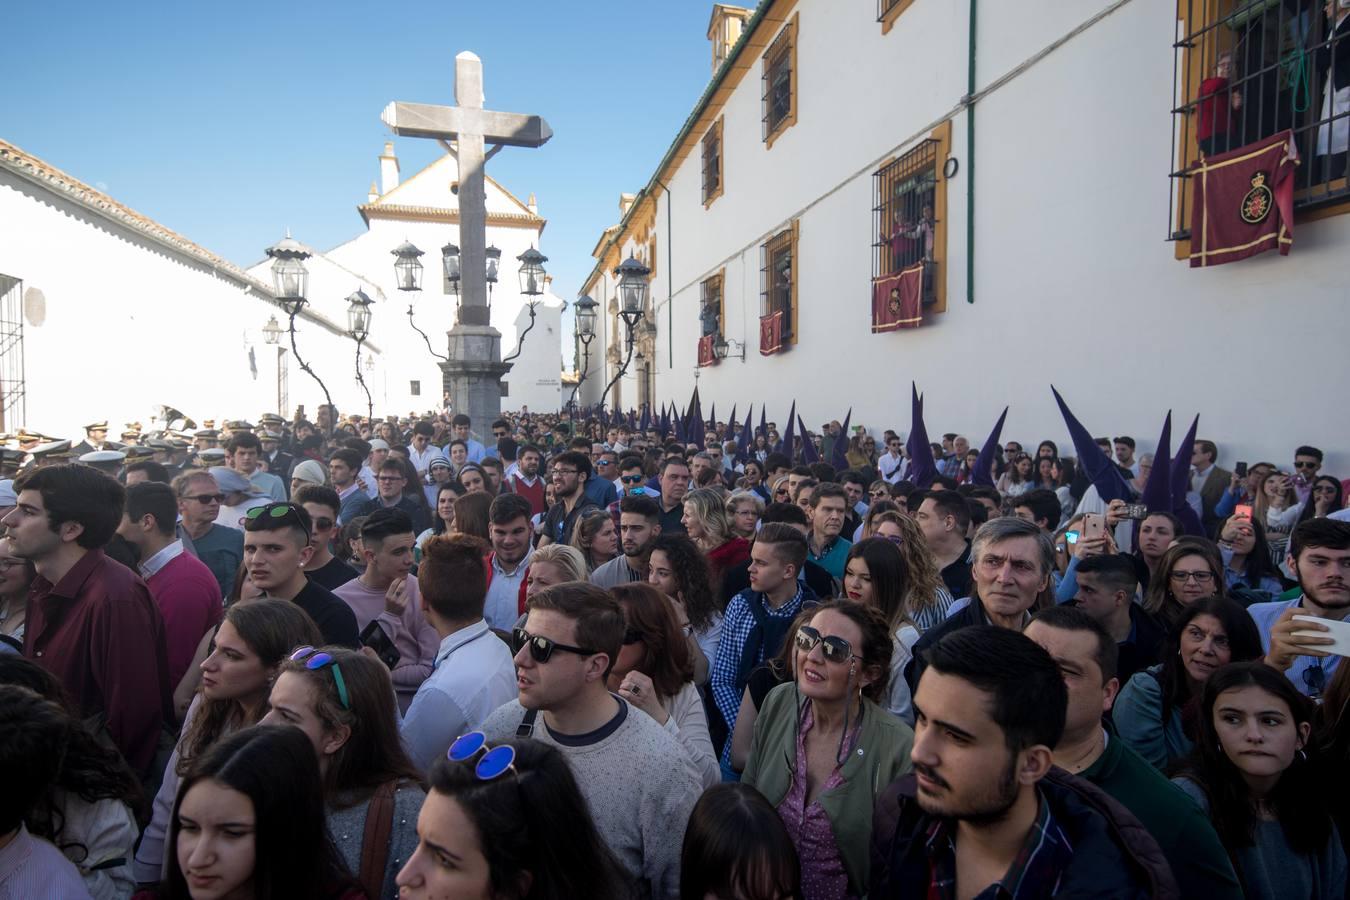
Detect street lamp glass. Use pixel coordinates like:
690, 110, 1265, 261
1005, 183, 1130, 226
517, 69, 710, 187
391, 241, 425, 292
517, 247, 548, 297
441, 242, 461, 290
346, 289, 374, 342
714, 335, 729, 359
574, 294, 598, 339
486, 245, 502, 285
264, 234, 311, 307
262, 316, 283, 346
613, 257, 651, 315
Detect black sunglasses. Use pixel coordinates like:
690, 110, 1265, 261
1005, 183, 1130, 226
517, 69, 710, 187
511, 627, 599, 663
184, 493, 225, 505
794, 625, 857, 665
621, 475, 645, 484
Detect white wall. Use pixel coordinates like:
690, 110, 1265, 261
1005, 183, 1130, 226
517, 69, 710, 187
620, 0, 1349, 471
502, 292, 564, 412
0, 168, 375, 437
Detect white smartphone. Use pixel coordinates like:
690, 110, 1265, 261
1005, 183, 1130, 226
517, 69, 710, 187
1291, 615, 1350, 658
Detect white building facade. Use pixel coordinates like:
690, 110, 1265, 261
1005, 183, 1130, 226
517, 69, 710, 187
582, 0, 1350, 470
0, 138, 382, 438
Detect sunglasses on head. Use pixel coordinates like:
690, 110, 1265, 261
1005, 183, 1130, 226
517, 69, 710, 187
245, 502, 311, 541
511, 627, 600, 663
447, 731, 517, 781
290, 646, 350, 709
794, 625, 858, 665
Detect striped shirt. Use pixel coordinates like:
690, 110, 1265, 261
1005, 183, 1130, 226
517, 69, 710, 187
0, 824, 93, 900
923, 790, 1072, 899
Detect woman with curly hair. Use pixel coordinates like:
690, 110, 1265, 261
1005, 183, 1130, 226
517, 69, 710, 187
648, 533, 722, 682
865, 511, 954, 632
681, 488, 750, 590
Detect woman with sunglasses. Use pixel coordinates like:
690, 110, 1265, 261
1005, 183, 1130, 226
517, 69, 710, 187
160, 725, 363, 900
134, 599, 323, 886
1298, 475, 1345, 525
262, 647, 424, 900
569, 508, 618, 574
1143, 542, 1227, 630
770, 475, 792, 505
996, 453, 1035, 498
842, 539, 920, 723
1114, 597, 1263, 770
740, 460, 770, 502
742, 601, 913, 899
728, 607, 817, 774
1217, 514, 1287, 597
1171, 662, 1346, 899
605, 583, 719, 788
396, 736, 627, 900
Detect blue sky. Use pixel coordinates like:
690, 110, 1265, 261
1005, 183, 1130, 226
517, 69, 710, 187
4, 1, 722, 309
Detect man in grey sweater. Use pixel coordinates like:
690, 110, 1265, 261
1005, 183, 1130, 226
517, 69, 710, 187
591, 493, 662, 588
480, 582, 700, 900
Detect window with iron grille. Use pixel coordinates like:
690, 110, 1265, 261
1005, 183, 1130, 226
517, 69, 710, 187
760, 224, 796, 340
409, 380, 421, 396
873, 139, 939, 303
1169, 1, 1350, 240
702, 117, 724, 205
700, 272, 724, 338
762, 16, 798, 145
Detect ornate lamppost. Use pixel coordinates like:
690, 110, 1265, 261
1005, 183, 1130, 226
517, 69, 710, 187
601, 257, 650, 409
261, 315, 287, 416
503, 246, 548, 364
264, 233, 333, 435
346, 289, 375, 422
396, 241, 448, 363
567, 294, 598, 420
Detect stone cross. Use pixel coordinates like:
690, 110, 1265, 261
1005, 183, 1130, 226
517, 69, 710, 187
381, 51, 552, 423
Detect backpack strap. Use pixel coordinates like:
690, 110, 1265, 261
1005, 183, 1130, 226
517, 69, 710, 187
516, 707, 539, 737
358, 780, 398, 900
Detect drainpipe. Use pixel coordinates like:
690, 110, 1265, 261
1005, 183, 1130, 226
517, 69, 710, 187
966, 0, 977, 304
653, 177, 674, 372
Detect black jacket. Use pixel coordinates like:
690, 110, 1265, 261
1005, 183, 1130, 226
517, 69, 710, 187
904, 597, 990, 695
870, 769, 1179, 899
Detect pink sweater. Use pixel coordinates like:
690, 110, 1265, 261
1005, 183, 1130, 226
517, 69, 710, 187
147, 553, 223, 686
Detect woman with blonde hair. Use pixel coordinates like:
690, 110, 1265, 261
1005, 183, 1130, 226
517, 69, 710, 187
1254, 470, 1302, 559
524, 544, 588, 599
865, 511, 954, 631
682, 487, 750, 589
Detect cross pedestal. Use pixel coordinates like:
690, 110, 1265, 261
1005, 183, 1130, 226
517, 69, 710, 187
382, 51, 551, 425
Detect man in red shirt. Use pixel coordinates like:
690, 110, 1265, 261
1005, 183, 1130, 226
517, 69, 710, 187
4, 464, 170, 776
117, 481, 223, 688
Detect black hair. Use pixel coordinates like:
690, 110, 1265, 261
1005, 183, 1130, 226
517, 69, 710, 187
342, 437, 372, 459
617, 453, 645, 472
650, 534, 720, 633
1076, 553, 1140, 598
241, 501, 312, 545
763, 452, 791, 473
165, 725, 357, 900
966, 499, 990, 528
844, 539, 911, 633
790, 465, 813, 478
327, 447, 363, 472
932, 475, 960, 491
226, 432, 262, 453
1030, 605, 1119, 682
1177, 662, 1330, 870
428, 738, 628, 900
413, 421, 434, 437
14, 464, 124, 549
760, 501, 808, 527
125, 460, 171, 484
922, 490, 972, 531
659, 455, 690, 475
1294, 445, 1324, 463
553, 450, 593, 480
1014, 488, 1062, 530
1154, 597, 1263, 731
451, 413, 471, 427
808, 463, 837, 483
1290, 516, 1350, 559
0, 685, 70, 834
680, 783, 803, 900
923, 626, 1067, 752
1113, 436, 1136, 450
358, 506, 414, 545
293, 484, 341, 518
489, 492, 533, 526
619, 493, 661, 520
125, 481, 179, 537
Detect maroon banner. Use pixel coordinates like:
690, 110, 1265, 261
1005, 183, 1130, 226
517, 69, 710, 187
759, 311, 785, 356
697, 334, 716, 367
1189, 130, 1298, 268
871, 264, 923, 332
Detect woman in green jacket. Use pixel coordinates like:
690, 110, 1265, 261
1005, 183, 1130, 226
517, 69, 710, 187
742, 600, 913, 899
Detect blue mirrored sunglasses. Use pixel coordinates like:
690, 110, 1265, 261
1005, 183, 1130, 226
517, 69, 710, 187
447, 731, 517, 781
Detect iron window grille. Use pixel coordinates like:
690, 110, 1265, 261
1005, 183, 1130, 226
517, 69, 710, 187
763, 27, 794, 141
0, 274, 26, 432
409, 380, 421, 397
873, 139, 939, 304
700, 274, 723, 338
1169, 0, 1350, 241
759, 227, 794, 340
702, 119, 723, 204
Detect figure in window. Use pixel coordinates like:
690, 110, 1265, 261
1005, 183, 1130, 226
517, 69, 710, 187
700, 294, 721, 338
888, 202, 935, 272
1315, 0, 1350, 181
1197, 52, 1242, 157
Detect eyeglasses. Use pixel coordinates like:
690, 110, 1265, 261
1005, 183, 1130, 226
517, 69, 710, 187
1170, 570, 1215, 584
290, 646, 350, 709
551, 468, 578, 477
1294, 461, 1319, 470
447, 731, 517, 781
245, 502, 311, 541
183, 493, 226, 505
511, 627, 600, 663
621, 475, 645, 484
376, 475, 404, 483
794, 625, 858, 665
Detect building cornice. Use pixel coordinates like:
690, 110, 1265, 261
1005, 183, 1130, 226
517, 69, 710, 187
358, 202, 546, 231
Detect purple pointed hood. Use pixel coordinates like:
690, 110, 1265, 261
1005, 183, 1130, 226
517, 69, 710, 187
905, 383, 938, 488
971, 407, 1008, 487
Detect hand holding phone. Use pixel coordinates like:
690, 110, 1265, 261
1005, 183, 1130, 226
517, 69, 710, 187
1081, 514, 1106, 541
1235, 504, 1253, 521
360, 621, 400, 669
1235, 461, 1248, 479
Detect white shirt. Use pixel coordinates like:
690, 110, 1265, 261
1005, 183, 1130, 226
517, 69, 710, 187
878, 451, 906, 484
138, 539, 185, 579
408, 443, 438, 476
484, 548, 533, 631
214, 496, 269, 530
400, 620, 516, 772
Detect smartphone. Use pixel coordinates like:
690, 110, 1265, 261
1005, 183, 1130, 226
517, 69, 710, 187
360, 621, 400, 669
1292, 615, 1350, 658
1081, 513, 1106, 541
1064, 530, 1080, 545
1235, 504, 1253, 521
1121, 503, 1149, 520
1234, 461, 1248, 479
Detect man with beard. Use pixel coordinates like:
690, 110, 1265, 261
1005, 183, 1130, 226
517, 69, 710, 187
591, 494, 661, 588
1251, 517, 1350, 697
504, 444, 547, 518
870, 626, 1172, 898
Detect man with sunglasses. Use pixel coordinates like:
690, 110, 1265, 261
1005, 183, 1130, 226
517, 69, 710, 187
1291, 445, 1324, 502
243, 502, 359, 648
480, 582, 701, 899
584, 449, 620, 509
173, 471, 244, 599
293, 484, 358, 591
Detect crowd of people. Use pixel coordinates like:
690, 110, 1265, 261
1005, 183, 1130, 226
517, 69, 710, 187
1, 403, 1349, 900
